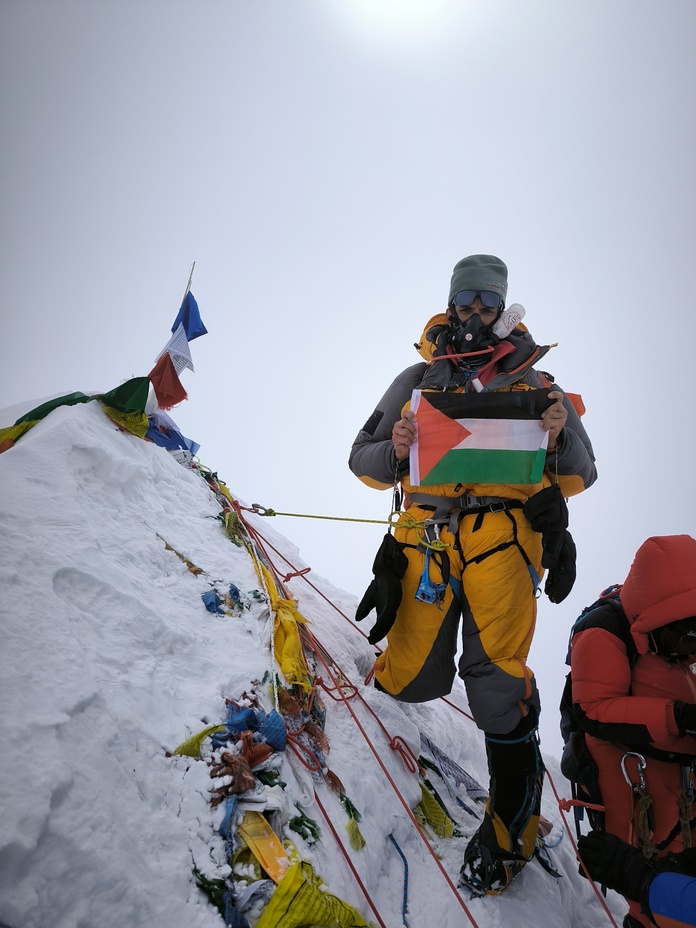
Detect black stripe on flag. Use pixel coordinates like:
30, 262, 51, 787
421, 389, 554, 420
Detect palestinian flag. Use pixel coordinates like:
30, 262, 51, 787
409, 389, 554, 487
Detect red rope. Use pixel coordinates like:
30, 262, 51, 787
282, 567, 312, 582
285, 729, 323, 772
389, 736, 420, 775
208, 487, 631, 927
545, 768, 620, 928
317, 677, 359, 702
216, 504, 481, 922
558, 797, 606, 815
236, 506, 358, 624
301, 626, 422, 775
229, 498, 293, 598
301, 607, 617, 928
441, 695, 476, 724
312, 787, 389, 928
235, 505, 480, 729
244, 516, 616, 926
298, 627, 479, 926
199, 481, 475, 919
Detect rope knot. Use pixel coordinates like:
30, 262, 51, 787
389, 736, 419, 774
282, 566, 312, 582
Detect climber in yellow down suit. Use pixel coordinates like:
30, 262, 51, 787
349, 255, 597, 895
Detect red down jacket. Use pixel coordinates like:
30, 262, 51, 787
571, 535, 696, 927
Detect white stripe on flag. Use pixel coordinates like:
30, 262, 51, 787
453, 417, 548, 452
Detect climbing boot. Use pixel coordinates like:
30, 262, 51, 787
459, 708, 544, 895
460, 816, 527, 895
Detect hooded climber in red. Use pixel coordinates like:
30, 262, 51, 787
349, 255, 597, 894
570, 534, 696, 928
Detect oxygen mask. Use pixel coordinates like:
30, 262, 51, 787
449, 313, 499, 355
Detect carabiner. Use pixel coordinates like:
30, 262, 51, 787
417, 521, 449, 551
621, 752, 647, 791
251, 503, 275, 517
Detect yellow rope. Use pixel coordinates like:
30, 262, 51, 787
251, 505, 393, 526
636, 788, 656, 858
250, 504, 443, 537
417, 532, 450, 551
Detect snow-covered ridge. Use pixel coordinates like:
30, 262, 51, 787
0, 401, 626, 927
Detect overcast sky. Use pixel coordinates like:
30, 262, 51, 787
2, 0, 695, 754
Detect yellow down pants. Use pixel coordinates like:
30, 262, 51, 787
372, 504, 543, 735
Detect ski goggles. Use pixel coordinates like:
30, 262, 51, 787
452, 290, 503, 309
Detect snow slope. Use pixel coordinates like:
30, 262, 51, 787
0, 401, 627, 928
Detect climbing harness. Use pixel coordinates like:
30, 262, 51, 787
407, 491, 524, 536
404, 491, 540, 594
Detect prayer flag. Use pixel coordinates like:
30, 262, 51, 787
148, 353, 188, 410
157, 324, 194, 374
171, 291, 207, 341
146, 416, 200, 457
15, 392, 92, 425
97, 378, 151, 413
409, 389, 553, 487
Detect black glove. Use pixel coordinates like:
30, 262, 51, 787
674, 700, 696, 737
577, 831, 653, 905
523, 484, 569, 569
355, 533, 408, 645
654, 847, 696, 877
544, 530, 577, 604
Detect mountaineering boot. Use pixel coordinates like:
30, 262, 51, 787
459, 708, 544, 895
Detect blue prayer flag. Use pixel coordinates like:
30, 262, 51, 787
171, 291, 208, 341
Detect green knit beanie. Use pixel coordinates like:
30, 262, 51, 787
448, 254, 508, 307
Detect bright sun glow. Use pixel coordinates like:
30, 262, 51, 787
324, 0, 473, 53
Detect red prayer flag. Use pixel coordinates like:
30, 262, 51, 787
148, 353, 188, 410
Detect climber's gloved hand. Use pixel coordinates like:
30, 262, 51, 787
674, 700, 696, 737
355, 533, 408, 645
544, 530, 577, 603
523, 484, 569, 569
577, 831, 653, 905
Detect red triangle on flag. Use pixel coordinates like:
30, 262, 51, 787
417, 394, 472, 481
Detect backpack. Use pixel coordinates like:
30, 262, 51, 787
558, 587, 628, 835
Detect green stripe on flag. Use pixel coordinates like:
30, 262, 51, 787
421, 447, 547, 486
